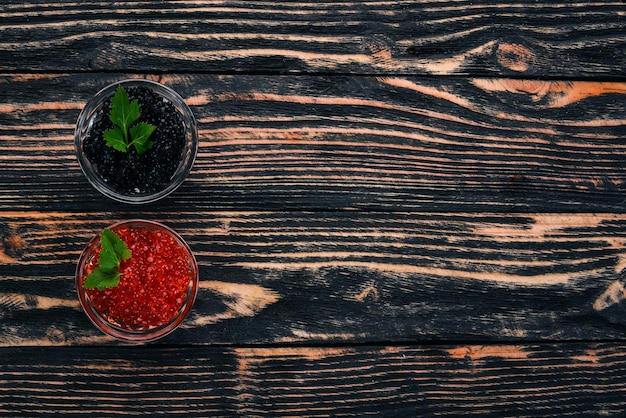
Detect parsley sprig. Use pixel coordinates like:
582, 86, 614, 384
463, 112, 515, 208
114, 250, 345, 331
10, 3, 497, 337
83, 229, 132, 291
104, 85, 156, 155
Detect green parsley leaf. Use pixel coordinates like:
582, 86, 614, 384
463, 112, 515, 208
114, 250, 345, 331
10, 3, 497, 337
83, 267, 121, 291
98, 246, 120, 271
104, 85, 157, 156
109, 85, 139, 138
101, 229, 131, 261
103, 127, 128, 152
129, 122, 156, 154
83, 229, 132, 291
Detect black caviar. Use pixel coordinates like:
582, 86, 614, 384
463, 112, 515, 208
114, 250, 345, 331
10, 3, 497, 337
82, 86, 186, 195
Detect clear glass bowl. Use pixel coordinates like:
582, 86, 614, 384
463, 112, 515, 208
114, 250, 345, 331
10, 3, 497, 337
76, 220, 199, 343
75, 79, 198, 204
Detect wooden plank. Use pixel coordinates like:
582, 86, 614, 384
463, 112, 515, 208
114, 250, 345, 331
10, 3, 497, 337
2, 343, 626, 416
0, 1, 624, 77
2, 211, 626, 346
1, 73, 625, 212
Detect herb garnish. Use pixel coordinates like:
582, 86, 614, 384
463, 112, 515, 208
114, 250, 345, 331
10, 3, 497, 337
104, 85, 156, 155
83, 229, 132, 291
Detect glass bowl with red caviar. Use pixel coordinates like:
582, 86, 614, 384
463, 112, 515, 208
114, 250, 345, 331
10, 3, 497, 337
76, 220, 198, 343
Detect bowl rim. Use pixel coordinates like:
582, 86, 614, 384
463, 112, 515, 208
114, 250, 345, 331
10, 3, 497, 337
75, 219, 199, 343
74, 79, 198, 204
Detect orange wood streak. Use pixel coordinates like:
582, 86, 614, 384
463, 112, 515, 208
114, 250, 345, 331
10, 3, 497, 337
139, 47, 374, 67
0, 73, 70, 82
0, 293, 79, 310
0, 102, 83, 113
0, 248, 16, 263
472, 79, 626, 108
235, 346, 355, 361
447, 345, 529, 360
187, 281, 280, 326
231, 260, 602, 286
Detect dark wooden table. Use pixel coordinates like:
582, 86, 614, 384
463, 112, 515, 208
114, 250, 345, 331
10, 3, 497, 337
2, 1, 626, 416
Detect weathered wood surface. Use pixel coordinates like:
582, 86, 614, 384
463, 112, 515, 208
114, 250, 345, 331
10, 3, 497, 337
2, 211, 626, 346
0, 1, 624, 77
3, 343, 626, 416
1, 73, 625, 212
1, 0, 626, 415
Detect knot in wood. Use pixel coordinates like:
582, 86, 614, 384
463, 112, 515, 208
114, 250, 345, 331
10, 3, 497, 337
496, 42, 535, 73
0, 228, 25, 262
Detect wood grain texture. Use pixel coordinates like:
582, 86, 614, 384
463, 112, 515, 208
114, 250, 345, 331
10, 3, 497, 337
1, 2, 625, 414
2, 343, 626, 416
1, 73, 625, 212
0, 1, 624, 77
2, 211, 626, 346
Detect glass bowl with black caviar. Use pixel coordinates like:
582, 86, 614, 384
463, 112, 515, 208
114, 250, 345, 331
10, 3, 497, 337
75, 79, 198, 204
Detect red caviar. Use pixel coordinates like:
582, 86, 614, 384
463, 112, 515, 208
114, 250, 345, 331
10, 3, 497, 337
81, 225, 193, 331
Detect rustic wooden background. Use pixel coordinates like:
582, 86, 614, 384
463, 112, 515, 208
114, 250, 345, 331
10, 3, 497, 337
1, 0, 626, 415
